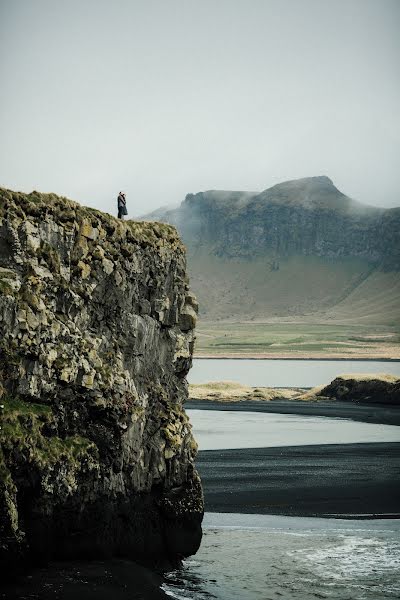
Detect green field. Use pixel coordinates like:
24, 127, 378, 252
194, 321, 400, 358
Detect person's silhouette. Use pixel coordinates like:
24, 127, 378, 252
117, 192, 127, 219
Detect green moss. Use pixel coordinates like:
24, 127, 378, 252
0, 447, 13, 486
2, 396, 51, 417
97, 363, 113, 382
0, 187, 185, 252
0, 280, 14, 296
0, 395, 98, 476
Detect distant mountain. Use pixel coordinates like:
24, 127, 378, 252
141, 176, 400, 323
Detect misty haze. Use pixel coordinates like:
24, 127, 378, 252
1, 2, 399, 600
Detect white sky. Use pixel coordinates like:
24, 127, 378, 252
1, 0, 399, 216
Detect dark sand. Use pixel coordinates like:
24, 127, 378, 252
196, 442, 400, 518
0, 559, 168, 599
188, 399, 400, 425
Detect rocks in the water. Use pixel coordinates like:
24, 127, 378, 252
0, 188, 203, 577
317, 373, 400, 404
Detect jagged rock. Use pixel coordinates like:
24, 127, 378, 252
179, 304, 198, 332
317, 373, 400, 404
0, 187, 203, 577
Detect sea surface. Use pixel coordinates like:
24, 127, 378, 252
163, 513, 400, 600
189, 358, 400, 387
162, 379, 400, 600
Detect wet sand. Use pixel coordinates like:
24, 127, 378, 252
196, 442, 400, 518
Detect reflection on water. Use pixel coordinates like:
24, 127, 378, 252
163, 514, 400, 600
189, 359, 400, 387
186, 409, 400, 450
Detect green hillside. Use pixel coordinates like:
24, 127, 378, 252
142, 176, 400, 357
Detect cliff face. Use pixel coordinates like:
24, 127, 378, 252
0, 188, 203, 575
150, 177, 400, 267
142, 177, 400, 322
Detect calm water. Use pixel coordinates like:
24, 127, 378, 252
165, 380, 400, 599
163, 513, 400, 600
169, 410, 400, 598
186, 409, 400, 450
189, 359, 400, 387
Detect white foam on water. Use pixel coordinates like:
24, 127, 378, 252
292, 535, 400, 578
163, 515, 400, 600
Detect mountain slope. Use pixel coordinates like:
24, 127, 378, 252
142, 176, 400, 325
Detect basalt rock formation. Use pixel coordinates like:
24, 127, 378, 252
0, 188, 203, 577
147, 176, 400, 265
142, 177, 400, 322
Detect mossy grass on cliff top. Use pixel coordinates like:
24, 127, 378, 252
0, 187, 183, 250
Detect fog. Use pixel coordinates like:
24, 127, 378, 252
1, 0, 399, 217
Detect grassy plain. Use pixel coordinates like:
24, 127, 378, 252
194, 321, 400, 359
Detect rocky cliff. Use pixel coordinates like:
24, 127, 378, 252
0, 188, 203, 576
142, 176, 400, 322
146, 176, 400, 266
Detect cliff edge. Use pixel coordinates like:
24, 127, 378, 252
0, 188, 203, 576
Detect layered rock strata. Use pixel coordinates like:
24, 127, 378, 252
0, 188, 203, 576
145, 176, 400, 267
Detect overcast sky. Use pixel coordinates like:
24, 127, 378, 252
1, 0, 399, 216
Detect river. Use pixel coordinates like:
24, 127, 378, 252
186, 410, 400, 450
162, 359, 400, 599
189, 358, 400, 387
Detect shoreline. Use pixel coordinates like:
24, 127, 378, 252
194, 354, 400, 361
196, 442, 400, 518
187, 399, 400, 425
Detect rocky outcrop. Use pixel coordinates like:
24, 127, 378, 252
143, 177, 400, 268
141, 176, 400, 322
0, 188, 203, 577
317, 374, 400, 405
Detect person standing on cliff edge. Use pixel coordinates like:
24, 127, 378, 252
117, 191, 127, 219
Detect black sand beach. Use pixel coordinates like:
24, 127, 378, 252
0, 559, 168, 600
188, 399, 400, 425
4, 402, 399, 598
196, 442, 400, 518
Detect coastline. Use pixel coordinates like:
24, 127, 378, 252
195, 354, 400, 361
187, 399, 400, 425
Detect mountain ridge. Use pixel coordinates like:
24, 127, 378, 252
140, 176, 399, 326
142, 176, 399, 266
